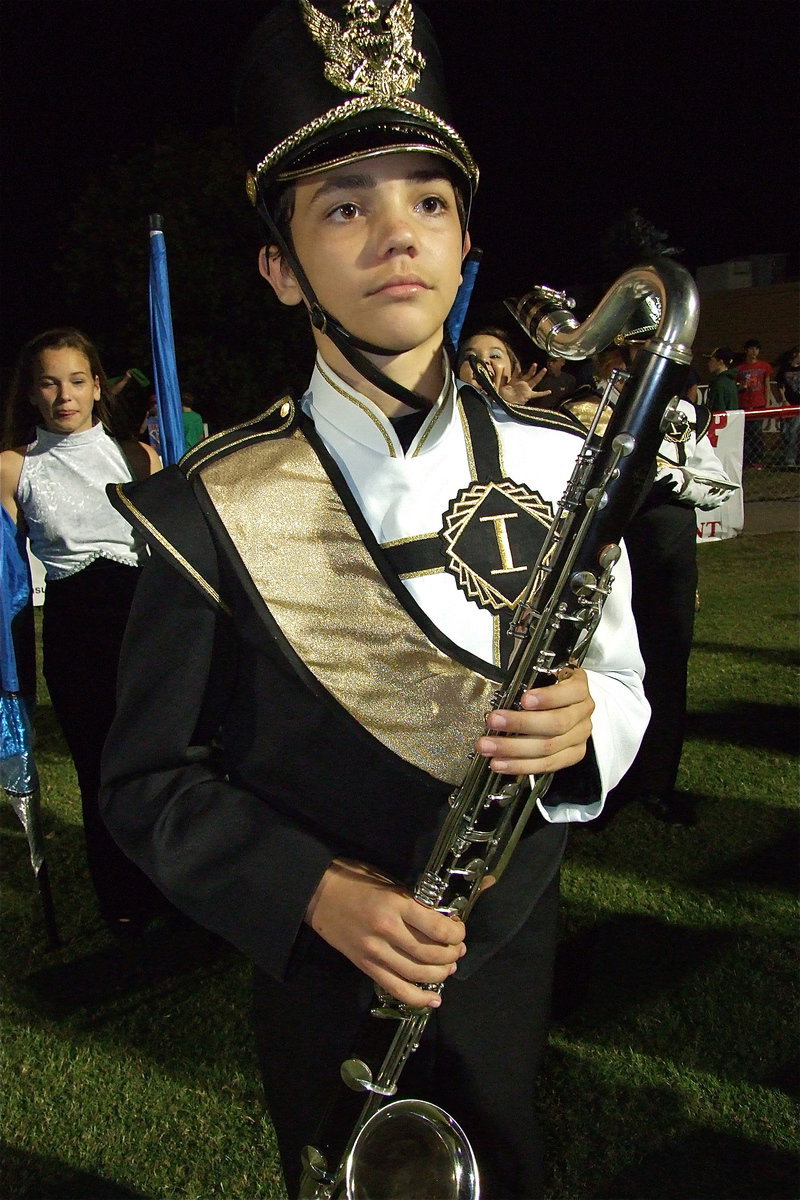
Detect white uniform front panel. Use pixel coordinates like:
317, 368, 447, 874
303, 358, 649, 820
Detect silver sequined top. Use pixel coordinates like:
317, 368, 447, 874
17, 424, 143, 580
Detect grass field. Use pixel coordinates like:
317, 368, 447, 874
2, 531, 798, 1199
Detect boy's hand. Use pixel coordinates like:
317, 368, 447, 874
476, 666, 594, 775
304, 671, 593, 1002
305, 860, 466, 1009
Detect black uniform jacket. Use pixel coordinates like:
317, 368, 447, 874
100, 397, 597, 983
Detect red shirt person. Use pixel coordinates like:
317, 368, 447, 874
736, 339, 774, 467
736, 339, 774, 411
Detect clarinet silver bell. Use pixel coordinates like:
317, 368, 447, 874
344, 1099, 479, 1200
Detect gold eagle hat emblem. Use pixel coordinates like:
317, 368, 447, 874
300, 0, 425, 100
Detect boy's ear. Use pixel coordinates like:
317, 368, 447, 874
458, 231, 472, 284
258, 245, 304, 307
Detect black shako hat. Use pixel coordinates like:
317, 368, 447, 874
235, 0, 478, 208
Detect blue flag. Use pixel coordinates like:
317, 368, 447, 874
148, 214, 186, 466
0, 508, 29, 694
1, 508, 60, 945
1, 502, 38, 810
445, 247, 483, 351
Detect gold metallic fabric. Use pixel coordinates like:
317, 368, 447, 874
563, 397, 612, 436
199, 430, 498, 784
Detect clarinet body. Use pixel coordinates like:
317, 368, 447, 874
299, 257, 700, 1200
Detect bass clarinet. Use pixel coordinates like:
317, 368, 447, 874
299, 256, 700, 1200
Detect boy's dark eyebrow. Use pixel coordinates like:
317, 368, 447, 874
307, 167, 449, 207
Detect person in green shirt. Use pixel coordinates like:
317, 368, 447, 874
180, 392, 205, 448
706, 347, 740, 411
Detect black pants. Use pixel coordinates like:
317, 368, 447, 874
613, 501, 698, 801
42, 559, 166, 924
253, 874, 560, 1200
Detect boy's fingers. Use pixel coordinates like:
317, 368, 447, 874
405, 901, 466, 946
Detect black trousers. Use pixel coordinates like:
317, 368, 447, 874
614, 501, 698, 800
253, 873, 560, 1200
42, 559, 166, 924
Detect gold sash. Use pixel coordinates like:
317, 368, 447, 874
199, 428, 499, 784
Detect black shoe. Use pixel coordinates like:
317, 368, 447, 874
640, 793, 697, 826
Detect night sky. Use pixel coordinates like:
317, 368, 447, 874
2, 0, 796, 367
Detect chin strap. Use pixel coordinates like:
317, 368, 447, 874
258, 196, 435, 412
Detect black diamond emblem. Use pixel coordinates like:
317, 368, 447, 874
441, 479, 554, 612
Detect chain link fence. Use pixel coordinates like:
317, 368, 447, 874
697, 383, 800, 504
741, 408, 800, 502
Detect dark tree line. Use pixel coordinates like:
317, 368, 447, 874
55, 125, 313, 433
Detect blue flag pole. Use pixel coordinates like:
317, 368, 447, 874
148, 214, 186, 465
445, 247, 483, 351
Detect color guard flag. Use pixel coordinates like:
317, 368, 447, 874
446, 247, 483, 351
0, 508, 59, 947
148, 214, 186, 465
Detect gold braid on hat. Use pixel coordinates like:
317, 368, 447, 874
248, 0, 478, 198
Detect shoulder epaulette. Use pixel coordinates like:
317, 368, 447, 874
662, 398, 700, 446
108, 396, 300, 611
694, 403, 713, 441
559, 392, 609, 437
180, 394, 299, 479
500, 399, 587, 436
108, 467, 229, 613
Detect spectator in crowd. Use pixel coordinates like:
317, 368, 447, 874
538, 355, 577, 405
569, 357, 596, 389
0, 328, 166, 934
139, 395, 161, 454
706, 346, 740, 411
736, 338, 774, 467
109, 367, 150, 398
594, 345, 629, 398
775, 345, 800, 468
109, 368, 134, 397
456, 326, 551, 406
682, 358, 700, 404
181, 392, 206, 449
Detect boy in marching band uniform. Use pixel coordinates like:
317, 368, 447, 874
101, 3, 649, 1194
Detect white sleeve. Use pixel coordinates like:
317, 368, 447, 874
657, 402, 739, 511
536, 541, 649, 824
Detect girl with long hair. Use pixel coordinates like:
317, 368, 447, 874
1, 327, 165, 934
